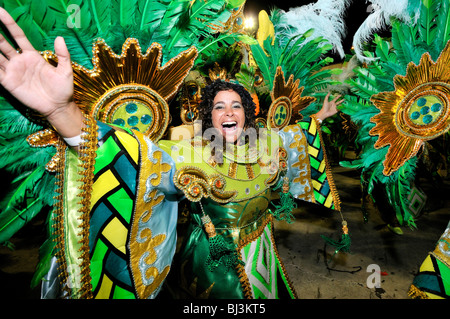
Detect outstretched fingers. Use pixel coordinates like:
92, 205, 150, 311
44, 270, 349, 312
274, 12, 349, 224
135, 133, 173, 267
0, 44, 10, 80
0, 34, 15, 61
332, 94, 345, 105
326, 93, 345, 110
0, 7, 35, 57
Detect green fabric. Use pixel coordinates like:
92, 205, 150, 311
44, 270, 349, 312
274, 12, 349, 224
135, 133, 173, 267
62, 149, 87, 299
298, 118, 337, 210
90, 240, 108, 290
437, 258, 450, 297
93, 135, 122, 174
321, 233, 351, 255
106, 188, 133, 223
205, 235, 242, 272
176, 194, 270, 298
88, 124, 137, 298
240, 222, 295, 299
171, 186, 295, 299
113, 285, 136, 299
412, 254, 450, 299
158, 130, 282, 203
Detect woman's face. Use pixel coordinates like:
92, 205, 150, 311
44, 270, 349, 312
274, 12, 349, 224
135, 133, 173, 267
211, 89, 246, 144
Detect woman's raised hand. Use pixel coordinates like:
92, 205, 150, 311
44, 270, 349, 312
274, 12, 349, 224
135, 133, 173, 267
0, 7, 83, 138
315, 92, 344, 122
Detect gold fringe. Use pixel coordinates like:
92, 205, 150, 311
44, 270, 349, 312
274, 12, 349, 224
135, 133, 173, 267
235, 214, 297, 299
408, 284, 430, 299
76, 114, 98, 299
236, 262, 254, 299
52, 114, 98, 299
235, 214, 272, 299
53, 136, 70, 297
270, 221, 298, 299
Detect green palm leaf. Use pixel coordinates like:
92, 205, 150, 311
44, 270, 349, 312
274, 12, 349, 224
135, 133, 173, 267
250, 38, 275, 89
138, 0, 169, 32
118, 0, 139, 29
89, 0, 114, 34
0, 166, 46, 243
435, 0, 450, 48
151, 0, 190, 54
419, 0, 439, 46
198, 32, 256, 66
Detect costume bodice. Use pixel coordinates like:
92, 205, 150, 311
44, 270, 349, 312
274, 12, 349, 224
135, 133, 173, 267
191, 189, 272, 245
158, 131, 286, 204
158, 132, 286, 246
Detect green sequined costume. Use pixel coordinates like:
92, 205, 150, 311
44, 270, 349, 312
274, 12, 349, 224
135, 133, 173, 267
159, 117, 341, 299
41, 114, 340, 299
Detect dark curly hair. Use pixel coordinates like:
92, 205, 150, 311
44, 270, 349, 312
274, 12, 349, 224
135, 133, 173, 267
198, 79, 256, 134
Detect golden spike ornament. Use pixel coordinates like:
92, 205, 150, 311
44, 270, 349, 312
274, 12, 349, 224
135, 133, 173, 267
27, 39, 198, 171
370, 41, 450, 175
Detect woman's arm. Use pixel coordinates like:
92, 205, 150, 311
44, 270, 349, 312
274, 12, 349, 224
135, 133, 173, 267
0, 7, 83, 139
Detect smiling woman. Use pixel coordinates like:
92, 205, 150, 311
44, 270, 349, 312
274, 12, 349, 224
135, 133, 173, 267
202, 80, 255, 145
212, 89, 246, 144
158, 76, 344, 299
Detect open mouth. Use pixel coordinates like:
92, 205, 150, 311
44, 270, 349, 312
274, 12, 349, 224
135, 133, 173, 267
221, 121, 238, 132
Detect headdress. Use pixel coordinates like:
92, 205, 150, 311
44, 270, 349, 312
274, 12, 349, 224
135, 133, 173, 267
341, 0, 450, 229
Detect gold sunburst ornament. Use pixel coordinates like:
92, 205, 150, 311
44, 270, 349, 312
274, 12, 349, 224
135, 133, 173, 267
72, 38, 198, 141
370, 41, 450, 176
28, 38, 198, 171
267, 66, 316, 130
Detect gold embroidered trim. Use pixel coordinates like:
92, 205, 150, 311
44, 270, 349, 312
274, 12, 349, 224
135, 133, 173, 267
431, 251, 450, 268
235, 214, 272, 299
245, 163, 255, 179
257, 158, 267, 168
207, 157, 217, 167
129, 134, 172, 299
228, 162, 237, 178
76, 114, 98, 299
53, 136, 69, 296
285, 125, 314, 202
235, 213, 297, 299
52, 114, 98, 299
408, 284, 430, 299
174, 166, 238, 203
236, 262, 253, 299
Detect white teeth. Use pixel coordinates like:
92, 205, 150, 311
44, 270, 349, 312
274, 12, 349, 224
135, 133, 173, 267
222, 121, 237, 125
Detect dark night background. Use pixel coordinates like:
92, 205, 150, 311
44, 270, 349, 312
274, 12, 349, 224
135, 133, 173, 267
244, 0, 373, 61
